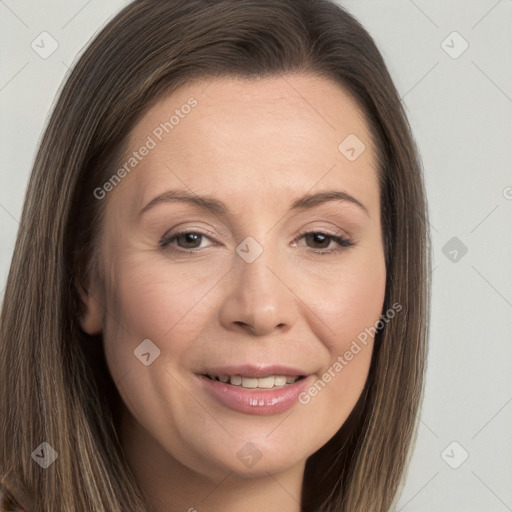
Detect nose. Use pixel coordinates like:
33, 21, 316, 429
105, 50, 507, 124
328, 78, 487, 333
217, 240, 298, 337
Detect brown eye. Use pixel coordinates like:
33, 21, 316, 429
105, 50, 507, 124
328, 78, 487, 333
160, 231, 213, 251
175, 232, 203, 249
295, 231, 354, 254
304, 232, 331, 249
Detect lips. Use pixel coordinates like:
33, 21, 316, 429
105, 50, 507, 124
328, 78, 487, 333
196, 364, 312, 415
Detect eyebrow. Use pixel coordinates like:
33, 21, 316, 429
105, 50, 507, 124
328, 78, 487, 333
139, 188, 369, 217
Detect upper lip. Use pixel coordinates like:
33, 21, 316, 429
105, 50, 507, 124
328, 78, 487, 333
199, 364, 310, 378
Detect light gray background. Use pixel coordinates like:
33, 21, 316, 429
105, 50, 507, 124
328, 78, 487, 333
1, 1, 511, 510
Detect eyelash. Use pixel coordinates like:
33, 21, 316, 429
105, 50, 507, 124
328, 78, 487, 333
159, 229, 354, 255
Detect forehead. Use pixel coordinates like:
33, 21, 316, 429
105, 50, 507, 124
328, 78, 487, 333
111, 74, 379, 216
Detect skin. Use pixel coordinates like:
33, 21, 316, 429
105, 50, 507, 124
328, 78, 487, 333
80, 74, 387, 512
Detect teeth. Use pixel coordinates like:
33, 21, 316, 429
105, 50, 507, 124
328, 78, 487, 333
275, 376, 287, 386
230, 375, 242, 386
241, 377, 259, 388
207, 374, 300, 388
258, 376, 275, 388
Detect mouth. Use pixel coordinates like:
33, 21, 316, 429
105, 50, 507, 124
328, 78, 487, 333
196, 365, 313, 415
202, 373, 306, 389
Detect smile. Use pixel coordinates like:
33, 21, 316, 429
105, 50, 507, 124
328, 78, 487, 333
197, 365, 313, 415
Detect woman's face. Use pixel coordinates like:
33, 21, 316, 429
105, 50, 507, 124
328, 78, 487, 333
82, 74, 386, 483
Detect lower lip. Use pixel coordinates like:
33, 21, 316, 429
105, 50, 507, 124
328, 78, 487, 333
198, 375, 312, 415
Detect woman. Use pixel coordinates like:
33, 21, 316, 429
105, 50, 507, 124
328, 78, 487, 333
0, 0, 430, 510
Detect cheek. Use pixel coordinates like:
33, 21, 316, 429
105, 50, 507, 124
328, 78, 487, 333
304, 248, 387, 353
252, 249, 386, 458
101, 252, 228, 379
296, 248, 386, 424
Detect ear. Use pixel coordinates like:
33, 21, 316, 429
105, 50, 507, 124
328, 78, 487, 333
78, 276, 104, 335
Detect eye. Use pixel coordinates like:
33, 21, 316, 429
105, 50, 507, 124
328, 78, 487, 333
159, 230, 215, 251
159, 229, 354, 255
293, 231, 354, 254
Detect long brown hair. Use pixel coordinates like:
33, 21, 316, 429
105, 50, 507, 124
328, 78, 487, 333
0, 1, 430, 510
